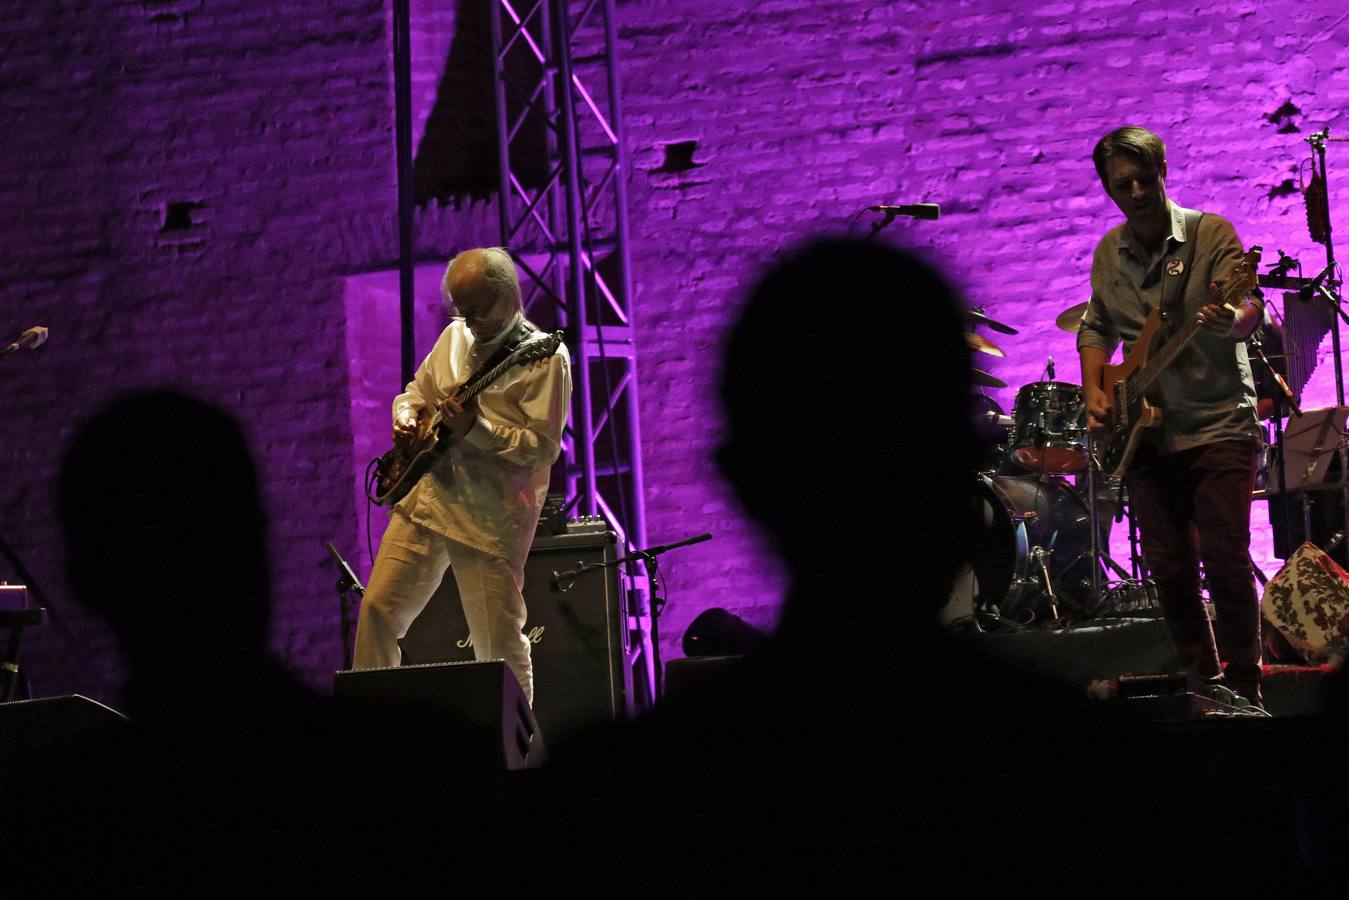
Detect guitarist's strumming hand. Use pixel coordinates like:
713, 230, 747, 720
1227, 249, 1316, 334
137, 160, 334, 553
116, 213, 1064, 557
437, 396, 479, 440
1085, 385, 1110, 435
393, 407, 422, 442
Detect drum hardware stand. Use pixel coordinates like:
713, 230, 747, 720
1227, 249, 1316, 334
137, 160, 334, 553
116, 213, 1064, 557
1027, 546, 1058, 622
325, 542, 365, 671
1059, 437, 1150, 620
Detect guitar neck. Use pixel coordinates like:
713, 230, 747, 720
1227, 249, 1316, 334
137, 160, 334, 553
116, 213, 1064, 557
458, 355, 516, 404
1134, 276, 1250, 396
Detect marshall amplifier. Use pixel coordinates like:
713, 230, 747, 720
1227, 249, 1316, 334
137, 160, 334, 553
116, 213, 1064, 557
400, 529, 634, 749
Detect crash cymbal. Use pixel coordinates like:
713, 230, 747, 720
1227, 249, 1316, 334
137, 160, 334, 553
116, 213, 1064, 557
971, 367, 1007, 389
1055, 300, 1090, 333
967, 307, 1018, 335
966, 332, 1005, 358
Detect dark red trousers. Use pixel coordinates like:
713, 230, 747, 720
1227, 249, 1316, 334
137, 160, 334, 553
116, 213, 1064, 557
1127, 439, 1262, 695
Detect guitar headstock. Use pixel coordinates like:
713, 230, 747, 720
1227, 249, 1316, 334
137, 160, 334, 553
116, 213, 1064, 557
1223, 245, 1262, 304
512, 330, 564, 366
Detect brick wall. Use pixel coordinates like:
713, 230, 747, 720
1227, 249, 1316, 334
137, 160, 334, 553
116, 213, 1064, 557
611, 0, 1349, 656
3, 0, 1349, 702
0, 0, 397, 699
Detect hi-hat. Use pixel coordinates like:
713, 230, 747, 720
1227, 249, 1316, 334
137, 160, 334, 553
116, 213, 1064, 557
1055, 300, 1090, 333
967, 307, 1018, 335
966, 332, 1005, 358
971, 367, 1007, 388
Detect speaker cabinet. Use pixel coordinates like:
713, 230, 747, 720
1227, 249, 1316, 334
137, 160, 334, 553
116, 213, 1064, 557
400, 530, 633, 748
333, 660, 544, 770
0, 695, 128, 782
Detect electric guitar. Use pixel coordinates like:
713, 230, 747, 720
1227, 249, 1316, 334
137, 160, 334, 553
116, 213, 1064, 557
1091, 246, 1261, 478
368, 330, 564, 507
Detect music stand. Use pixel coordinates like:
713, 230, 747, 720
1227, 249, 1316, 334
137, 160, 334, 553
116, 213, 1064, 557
1281, 407, 1349, 489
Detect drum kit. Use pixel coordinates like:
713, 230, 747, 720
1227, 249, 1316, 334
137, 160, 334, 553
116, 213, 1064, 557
949, 303, 1155, 629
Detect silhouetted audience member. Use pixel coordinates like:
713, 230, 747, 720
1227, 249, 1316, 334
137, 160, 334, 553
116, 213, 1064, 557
516, 240, 1228, 895
8, 392, 490, 895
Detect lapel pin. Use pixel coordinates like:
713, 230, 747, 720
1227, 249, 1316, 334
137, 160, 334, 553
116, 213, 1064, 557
1166, 259, 1184, 277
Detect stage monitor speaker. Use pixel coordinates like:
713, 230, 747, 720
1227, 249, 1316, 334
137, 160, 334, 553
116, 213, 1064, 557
399, 530, 633, 749
972, 617, 1180, 689
665, 655, 746, 701
333, 660, 544, 770
0, 694, 128, 783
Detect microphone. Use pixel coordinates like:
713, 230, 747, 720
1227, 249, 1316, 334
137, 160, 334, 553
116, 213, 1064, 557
867, 203, 941, 221
1298, 265, 1336, 301
551, 566, 581, 592
1269, 250, 1299, 276
0, 326, 48, 358
1046, 355, 1056, 380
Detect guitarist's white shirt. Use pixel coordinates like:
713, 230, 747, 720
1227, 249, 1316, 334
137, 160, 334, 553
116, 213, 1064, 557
389, 316, 573, 569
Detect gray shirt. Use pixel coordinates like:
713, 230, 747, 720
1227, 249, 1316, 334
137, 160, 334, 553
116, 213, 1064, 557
1076, 200, 1261, 454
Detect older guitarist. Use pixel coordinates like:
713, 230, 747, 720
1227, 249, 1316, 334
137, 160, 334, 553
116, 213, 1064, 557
352, 247, 571, 704
1077, 126, 1266, 707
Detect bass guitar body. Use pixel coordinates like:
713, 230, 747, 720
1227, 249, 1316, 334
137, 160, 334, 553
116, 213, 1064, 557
1090, 246, 1261, 479
1094, 308, 1166, 479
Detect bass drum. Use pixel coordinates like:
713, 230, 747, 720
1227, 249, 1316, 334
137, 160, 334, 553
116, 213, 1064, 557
966, 474, 1101, 622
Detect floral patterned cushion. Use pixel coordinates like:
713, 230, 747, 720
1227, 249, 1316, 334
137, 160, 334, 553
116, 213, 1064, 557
1262, 541, 1349, 664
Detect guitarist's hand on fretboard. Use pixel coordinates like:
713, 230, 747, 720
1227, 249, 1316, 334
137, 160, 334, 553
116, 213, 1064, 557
437, 395, 479, 440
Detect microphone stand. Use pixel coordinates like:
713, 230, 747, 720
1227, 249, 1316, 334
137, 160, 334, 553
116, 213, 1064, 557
552, 532, 712, 701
325, 542, 365, 670
1307, 131, 1343, 404
866, 209, 897, 239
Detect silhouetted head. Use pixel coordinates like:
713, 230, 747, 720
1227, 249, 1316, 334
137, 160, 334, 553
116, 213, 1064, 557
58, 392, 271, 672
717, 240, 978, 623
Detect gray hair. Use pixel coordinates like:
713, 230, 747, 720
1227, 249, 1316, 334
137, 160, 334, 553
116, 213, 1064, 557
443, 246, 523, 317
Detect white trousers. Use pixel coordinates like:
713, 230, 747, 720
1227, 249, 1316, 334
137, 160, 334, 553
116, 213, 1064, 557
352, 513, 533, 704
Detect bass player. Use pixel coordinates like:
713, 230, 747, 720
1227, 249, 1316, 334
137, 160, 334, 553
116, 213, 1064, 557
352, 247, 572, 705
1077, 126, 1266, 707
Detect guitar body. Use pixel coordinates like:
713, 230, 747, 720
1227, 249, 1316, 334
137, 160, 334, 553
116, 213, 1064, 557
372, 421, 455, 507
1089, 245, 1261, 480
367, 330, 565, 508
1094, 307, 1167, 478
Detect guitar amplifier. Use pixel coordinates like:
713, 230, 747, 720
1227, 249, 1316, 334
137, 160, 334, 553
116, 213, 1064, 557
400, 529, 635, 748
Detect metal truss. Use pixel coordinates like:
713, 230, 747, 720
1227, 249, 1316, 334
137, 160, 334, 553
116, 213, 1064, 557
490, 0, 655, 702
489, 0, 646, 553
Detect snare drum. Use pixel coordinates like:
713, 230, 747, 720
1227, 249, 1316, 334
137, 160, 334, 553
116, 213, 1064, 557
1010, 381, 1089, 474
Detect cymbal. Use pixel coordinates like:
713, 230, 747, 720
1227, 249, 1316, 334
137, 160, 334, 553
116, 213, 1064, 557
967, 307, 1018, 335
971, 367, 1007, 388
966, 332, 1005, 358
1055, 300, 1089, 333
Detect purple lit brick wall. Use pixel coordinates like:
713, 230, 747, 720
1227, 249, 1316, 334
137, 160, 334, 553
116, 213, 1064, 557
4, 0, 1349, 702
0, 0, 397, 699
611, 1, 1349, 659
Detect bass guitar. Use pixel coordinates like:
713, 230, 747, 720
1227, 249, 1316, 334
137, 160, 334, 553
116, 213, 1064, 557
368, 330, 564, 507
1091, 246, 1261, 478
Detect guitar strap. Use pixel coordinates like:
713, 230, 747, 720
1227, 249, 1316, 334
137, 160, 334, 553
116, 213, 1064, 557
462, 317, 537, 393
1158, 210, 1204, 334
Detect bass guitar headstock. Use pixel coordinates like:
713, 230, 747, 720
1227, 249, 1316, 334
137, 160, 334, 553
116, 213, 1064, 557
1222, 245, 1262, 306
